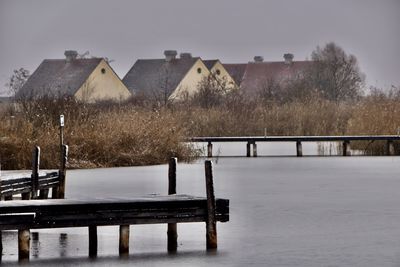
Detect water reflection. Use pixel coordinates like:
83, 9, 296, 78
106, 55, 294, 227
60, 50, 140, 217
31, 232, 40, 258
59, 233, 68, 257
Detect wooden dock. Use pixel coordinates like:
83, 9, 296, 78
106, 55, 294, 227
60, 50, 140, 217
0, 158, 229, 261
0, 145, 68, 200
189, 135, 400, 157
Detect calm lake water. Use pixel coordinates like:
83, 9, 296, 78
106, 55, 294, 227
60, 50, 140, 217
2, 143, 400, 266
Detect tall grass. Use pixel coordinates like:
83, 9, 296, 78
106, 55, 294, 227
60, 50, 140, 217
1, 93, 399, 170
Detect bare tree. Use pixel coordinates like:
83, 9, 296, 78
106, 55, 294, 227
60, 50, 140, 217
192, 73, 228, 108
5, 68, 30, 97
307, 42, 364, 101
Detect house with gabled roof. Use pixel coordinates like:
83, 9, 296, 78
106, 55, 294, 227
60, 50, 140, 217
123, 51, 212, 102
223, 54, 313, 95
203, 59, 238, 89
17, 50, 131, 102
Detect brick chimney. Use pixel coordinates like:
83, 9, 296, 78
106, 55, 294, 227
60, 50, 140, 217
64, 50, 78, 62
164, 50, 177, 62
180, 52, 192, 59
283, 53, 294, 65
254, 56, 264, 63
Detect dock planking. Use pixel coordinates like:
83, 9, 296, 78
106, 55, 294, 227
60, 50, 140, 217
0, 195, 229, 230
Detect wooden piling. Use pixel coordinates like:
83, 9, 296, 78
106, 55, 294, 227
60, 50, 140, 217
342, 141, 350, 156
4, 195, 13, 201
205, 160, 217, 249
119, 225, 130, 256
31, 146, 40, 199
246, 142, 251, 157
88, 225, 97, 257
168, 157, 178, 251
296, 141, 303, 157
207, 142, 213, 158
0, 231, 2, 260
387, 141, 395, 156
18, 229, 30, 261
252, 142, 258, 157
55, 145, 68, 199
39, 189, 49, 199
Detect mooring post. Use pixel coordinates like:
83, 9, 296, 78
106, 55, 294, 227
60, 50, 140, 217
55, 145, 68, 199
205, 160, 217, 249
4, 195, 13, 200
0, 231, 2, 261
39, 189, 49, 199
31, 146, 40, 199
387, 140, 395, 156
342, 141, 350, 156
18, 229, 30, 261
252, 142, 258, 157
88, 225, 97, 258
168, 157, 178, 251
296, 141, 303, 157
207, 142, 213, 158
119, 225, 130, 256
246, 142, 251, 157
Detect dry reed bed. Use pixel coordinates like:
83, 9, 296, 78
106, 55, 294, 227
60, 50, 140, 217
1, 96, 399, 169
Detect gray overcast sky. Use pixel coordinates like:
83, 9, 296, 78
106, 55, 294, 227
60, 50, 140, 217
0, 0, 399, 95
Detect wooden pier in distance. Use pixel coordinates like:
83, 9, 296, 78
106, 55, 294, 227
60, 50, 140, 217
189, 135, 400, 157
0, 158, 229, 261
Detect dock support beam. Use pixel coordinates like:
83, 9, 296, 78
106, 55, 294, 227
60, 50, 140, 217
207, 142, 213, 158
246, 142, 251, 157
31, 146, 40, 199
387, 141, 395, 156
18, 229, 30, 261
205, 160, 217, 249
55, 145, 68, 199
342, 141, 351, 156
119, 225, 130, 256
88, 226, 97, 258
296, 141, 303, 157
168, 157, 178, 252
252, 142, 258, 157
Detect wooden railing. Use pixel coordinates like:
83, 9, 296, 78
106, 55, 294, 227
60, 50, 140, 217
0, 145, 68, 200
188, 135, 400, 157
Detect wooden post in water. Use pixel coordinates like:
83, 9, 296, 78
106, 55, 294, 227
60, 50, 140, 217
31, 146, 40, 199
119, 225, 130, 256
342, 141, 350, 156
168, 157, 178, 251
0, 231, 2, 261
39, 189, 49, 199
18, 229, 30, 261
246, 142, 251, 157
252, 142, 258, 157
207, 142, 213, 158
54, 145, 68, 199
387, 141, 395, 156
205, 160, 217, 249
4, 195, 13, 201
296, 141, 303, 157
88, 225, 97, 258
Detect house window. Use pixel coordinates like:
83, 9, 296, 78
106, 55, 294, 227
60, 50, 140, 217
216, 69, 221, 75
197, 67, 202, 74
101, 68, 106, 74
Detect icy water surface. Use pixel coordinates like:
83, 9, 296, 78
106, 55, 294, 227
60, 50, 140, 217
2, 155, 400, 266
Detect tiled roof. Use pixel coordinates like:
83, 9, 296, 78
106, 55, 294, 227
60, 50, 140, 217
203, 60, 218, 70
17, 58, 102, 98
122, 58, 199, 96
240, 61, 312, 95
223, 64, 248, 85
